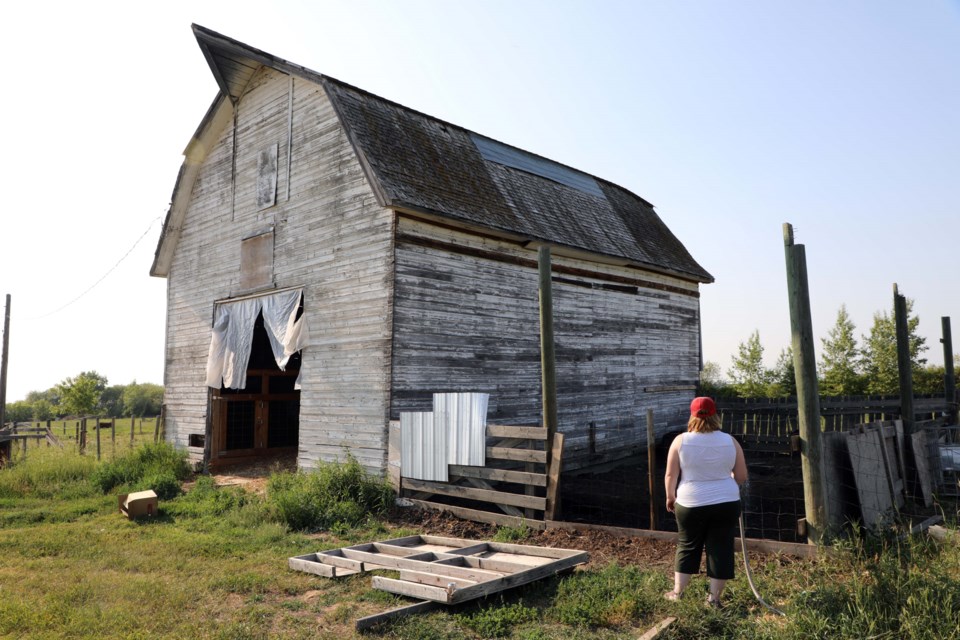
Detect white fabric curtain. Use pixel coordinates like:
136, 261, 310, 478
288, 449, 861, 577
205, 289, 308, 389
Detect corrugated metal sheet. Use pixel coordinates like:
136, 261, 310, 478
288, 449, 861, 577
434, 392, 488, 466
471, 133, 606, 199
400, 412, 447, 481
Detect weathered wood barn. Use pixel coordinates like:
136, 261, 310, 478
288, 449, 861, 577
151, 25, 713, 474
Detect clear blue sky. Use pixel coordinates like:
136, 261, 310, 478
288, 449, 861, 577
1, 1, 957, 402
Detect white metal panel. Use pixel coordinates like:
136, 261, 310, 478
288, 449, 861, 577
434, 392, 488, 467
400, 412, 447, 481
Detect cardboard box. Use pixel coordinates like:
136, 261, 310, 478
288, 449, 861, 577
118, 490, 158, 519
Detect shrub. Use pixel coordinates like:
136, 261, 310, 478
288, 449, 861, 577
139, 470, 182, 500
91, 442, 192, 494
266, 455, 393, 531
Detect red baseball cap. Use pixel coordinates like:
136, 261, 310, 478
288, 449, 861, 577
690, 397, 716, 418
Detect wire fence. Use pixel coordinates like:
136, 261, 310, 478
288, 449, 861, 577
559, 395, 957, 543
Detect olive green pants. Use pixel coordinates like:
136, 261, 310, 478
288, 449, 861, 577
674, 500, 741, 580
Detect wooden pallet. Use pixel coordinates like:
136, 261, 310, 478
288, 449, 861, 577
289, 534, 588, 606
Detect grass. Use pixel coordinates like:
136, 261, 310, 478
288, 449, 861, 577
0, 445, 958, 639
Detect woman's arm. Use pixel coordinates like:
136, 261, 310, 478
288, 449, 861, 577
664, 435, 682, 513
732, 438, 748, 486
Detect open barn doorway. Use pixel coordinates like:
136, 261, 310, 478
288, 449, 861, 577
209, 309, 302, 469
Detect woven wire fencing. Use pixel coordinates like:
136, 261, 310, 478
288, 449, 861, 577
558, 395, 955, 544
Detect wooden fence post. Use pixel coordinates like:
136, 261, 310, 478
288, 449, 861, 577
96, 416, 101, 461
783, 223, 828, 545
943, 317, 956, 425
894, 285, 915, 437
111, 418, 116, 456
538, 247, 558, 465
646, 409, 658, 530
131, 417, 136, 446
0, 294, 10, 431
79, 418, 87, 454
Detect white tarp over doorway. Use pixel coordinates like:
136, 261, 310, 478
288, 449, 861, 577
205, 288, 309, 390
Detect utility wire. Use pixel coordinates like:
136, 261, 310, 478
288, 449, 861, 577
29, 217, 162, 320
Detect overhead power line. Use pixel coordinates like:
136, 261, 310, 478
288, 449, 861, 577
29, 217, 162, 320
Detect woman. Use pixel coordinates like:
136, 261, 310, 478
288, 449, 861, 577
663, 396, 748, 608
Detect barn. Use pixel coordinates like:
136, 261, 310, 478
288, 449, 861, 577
151, 25, 713, 475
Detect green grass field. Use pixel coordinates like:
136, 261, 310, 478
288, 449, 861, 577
1, 445, 958, 639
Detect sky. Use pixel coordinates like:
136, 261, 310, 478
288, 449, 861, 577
0, 1, 957, 402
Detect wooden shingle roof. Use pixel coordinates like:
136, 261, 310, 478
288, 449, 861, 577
152, 25, 713, 284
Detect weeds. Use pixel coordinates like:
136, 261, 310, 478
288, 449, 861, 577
0, 446, 97, 499
266, 455, 393, 531
91, 442, 192, 496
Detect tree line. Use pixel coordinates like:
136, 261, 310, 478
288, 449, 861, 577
3, 371, 163, 423
702, 299, 955, 399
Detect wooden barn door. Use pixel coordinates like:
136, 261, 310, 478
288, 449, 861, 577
210, 312, 301, 466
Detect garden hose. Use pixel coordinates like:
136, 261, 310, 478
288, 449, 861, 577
739, 511, 786, 616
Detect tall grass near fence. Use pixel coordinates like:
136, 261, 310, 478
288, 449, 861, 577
0, 445, 98, 499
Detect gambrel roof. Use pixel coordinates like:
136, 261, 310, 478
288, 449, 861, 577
152, 25, 713, 284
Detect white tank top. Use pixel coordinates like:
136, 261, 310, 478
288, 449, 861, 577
676, 431, 740, 507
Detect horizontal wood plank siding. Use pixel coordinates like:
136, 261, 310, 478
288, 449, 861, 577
391, 218, 700, 468
164, 68, 393, 473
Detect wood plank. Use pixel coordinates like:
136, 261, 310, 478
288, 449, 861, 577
398, 569, 478, 589
637, 617, 677, 640
338, 549, 502, 582
449, 464, 547, 487
464, 477, 524, 517
288, 556, 350, 578
355, 600, 439, 632
402, 478, 546, 511
911, 431, 934, 507
486, 425, 547, 440
487, 447, 547, 463
406, 499, 547, 530
372, 576, 452, 603
545, 432, 564, 520
446, 551, 588, 604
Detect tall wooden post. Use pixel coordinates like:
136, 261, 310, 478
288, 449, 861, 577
646, 408, 658, 530
96, 416, 101, 461
893, 285, 915, 436
539, 247, 561, 521
942, 317, 956, 425
538, 247, 558, 459
0, 294, 10, 429
783, 223, 828, 544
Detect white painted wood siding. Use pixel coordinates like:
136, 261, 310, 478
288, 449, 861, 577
391, 218, 700, 468
164, 67, 394, 473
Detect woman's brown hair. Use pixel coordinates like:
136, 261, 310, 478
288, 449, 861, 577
687, 414, 722, 433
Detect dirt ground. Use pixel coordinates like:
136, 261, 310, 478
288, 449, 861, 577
390, 507, 679, 570
202, 458, 678, 571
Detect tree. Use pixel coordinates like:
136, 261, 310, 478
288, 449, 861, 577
819, 305, 865, 396
56, 372, 107, 416
122, 382, 164, 417
100, 385, 126, 417
728, 330, 772, 397
913, 365, 945, 395
699, 361, 734, 398
768, 346, 796, 397
861, 299, 927, 395
4, 401, 32, 424
31, 399, 54, 421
